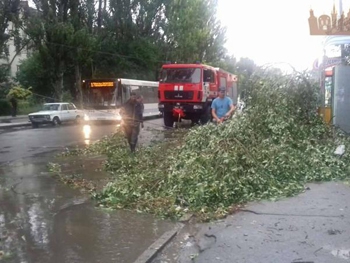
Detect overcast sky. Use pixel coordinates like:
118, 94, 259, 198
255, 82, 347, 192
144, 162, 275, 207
217, 0, 350, 70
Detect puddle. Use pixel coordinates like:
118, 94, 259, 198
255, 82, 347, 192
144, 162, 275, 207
54, 155, 109, 192
0, 152, 175, 263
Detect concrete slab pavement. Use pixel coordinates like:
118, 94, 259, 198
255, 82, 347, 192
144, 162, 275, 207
0, 115, 27, 121
153, 182, 350, 263
0, 115, 30, 129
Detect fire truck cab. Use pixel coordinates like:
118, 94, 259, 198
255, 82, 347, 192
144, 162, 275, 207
158, 63, 238, 127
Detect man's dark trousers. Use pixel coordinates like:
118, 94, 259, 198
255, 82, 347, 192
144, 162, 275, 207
124, 123, 140, 152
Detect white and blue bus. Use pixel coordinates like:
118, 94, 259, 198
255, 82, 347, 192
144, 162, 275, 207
83, 78, 161, 122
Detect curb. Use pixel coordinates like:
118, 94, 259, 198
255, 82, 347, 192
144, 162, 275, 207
143, 114, 162, 121
0, 122, 31, 129
0, 115, 27, 121
133, 224, 183, 263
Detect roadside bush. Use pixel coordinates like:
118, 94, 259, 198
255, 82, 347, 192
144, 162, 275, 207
83, 70, 350, 221
17, 100, 43, 115
0, 99, 11, 116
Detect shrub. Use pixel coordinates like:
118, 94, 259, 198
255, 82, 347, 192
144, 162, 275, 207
17, 100, 42, 115
0, 99, 12, 116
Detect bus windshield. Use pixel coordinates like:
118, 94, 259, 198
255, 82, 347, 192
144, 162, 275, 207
83, 79, 117, 109
160, 68, 201, 84
85, 86, 116, 109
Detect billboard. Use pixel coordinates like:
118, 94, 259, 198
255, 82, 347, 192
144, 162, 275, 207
308, 4, 350, 35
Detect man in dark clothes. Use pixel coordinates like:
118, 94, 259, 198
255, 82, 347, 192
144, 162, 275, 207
120, 92, 143, 153
136, 95, 144, 128
10, 97, 17, 117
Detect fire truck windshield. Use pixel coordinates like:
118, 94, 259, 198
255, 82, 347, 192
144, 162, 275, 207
160, 68, 201, 84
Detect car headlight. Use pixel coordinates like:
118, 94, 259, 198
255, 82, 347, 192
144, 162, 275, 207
84, 114, 90, 121
45, 115, 50, 119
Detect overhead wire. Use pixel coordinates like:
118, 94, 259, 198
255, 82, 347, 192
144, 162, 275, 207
43, 41, 169, 64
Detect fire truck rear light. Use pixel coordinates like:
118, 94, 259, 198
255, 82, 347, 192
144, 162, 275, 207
193, 105, 203, 109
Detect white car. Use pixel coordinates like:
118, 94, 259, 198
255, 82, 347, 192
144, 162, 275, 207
28, 102, 83, 128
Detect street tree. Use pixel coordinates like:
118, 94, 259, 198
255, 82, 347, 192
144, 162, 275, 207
0, 0, 20, 57
17, 0, 235, 102
163, 0, 226, 64
23, 0, 76, 101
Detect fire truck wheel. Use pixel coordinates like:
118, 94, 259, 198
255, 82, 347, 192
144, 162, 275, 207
200, 107, 211, 125
191, 118, 200, 126
163, 112, 174, 128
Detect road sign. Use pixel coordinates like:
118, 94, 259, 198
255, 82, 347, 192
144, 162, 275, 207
313, 57, 342, 70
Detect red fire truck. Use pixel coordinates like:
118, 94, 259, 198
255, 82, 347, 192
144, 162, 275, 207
158, 63, 238, 127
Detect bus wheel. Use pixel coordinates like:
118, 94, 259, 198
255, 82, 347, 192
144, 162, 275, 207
163, 112, 174, 128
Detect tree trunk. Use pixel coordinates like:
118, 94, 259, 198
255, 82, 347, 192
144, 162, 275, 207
75, 63, 83, 108
103, 0, 107, 13
91, 61, 97, 78
53, 74, 63, 101
53, 61, 64, 101
97, 0, 102, 30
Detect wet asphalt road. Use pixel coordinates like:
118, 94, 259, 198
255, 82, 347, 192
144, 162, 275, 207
0, 123, 117, 164
0, 119, 175, 263
0, 119, 164, 164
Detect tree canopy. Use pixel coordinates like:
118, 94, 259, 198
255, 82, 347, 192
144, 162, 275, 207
12, 0, 243, 101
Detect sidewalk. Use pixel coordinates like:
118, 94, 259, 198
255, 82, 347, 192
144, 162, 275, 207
0, 115, 31, 128
153, 181, 350, 263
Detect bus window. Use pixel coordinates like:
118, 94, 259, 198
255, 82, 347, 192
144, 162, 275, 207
117, 82, 122, 100
139, 86, 158, 104
130, 85, 141, 97
120, 85, 131, 102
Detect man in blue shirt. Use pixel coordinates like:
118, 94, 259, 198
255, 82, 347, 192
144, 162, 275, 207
211, 87, 235, 124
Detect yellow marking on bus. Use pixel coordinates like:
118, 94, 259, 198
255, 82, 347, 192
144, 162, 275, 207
90, 82, 114, 88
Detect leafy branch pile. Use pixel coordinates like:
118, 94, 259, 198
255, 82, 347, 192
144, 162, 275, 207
90, 71, 350, 220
